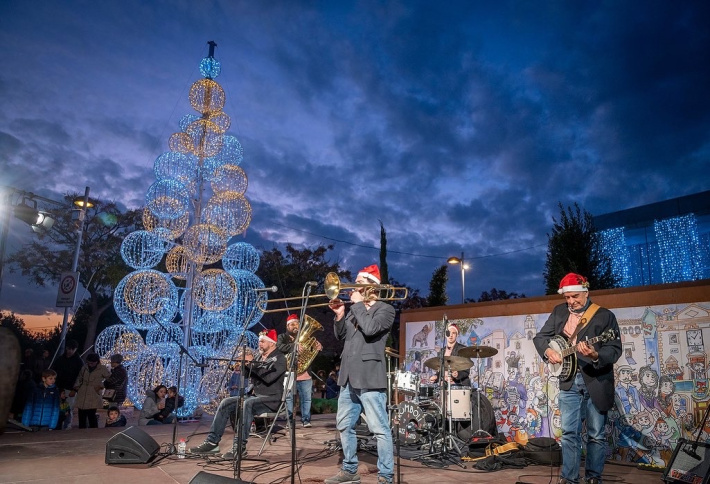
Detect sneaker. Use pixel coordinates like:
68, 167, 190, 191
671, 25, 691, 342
377, 477, 393, 484
324, 470, 360, 484
584, 479, 600, 484
222, 447, 248, 460
189, 440, 220, 454
303, 421, 312, 428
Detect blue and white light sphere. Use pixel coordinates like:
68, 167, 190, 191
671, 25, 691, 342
199, 56, 221, 79
146, 179, 189, 220
120, 230, 167, 269
223, 242, 260, 274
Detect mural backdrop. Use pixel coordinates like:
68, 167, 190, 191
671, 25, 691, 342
402, 301, 710, 466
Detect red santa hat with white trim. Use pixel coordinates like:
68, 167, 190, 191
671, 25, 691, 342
259, 329, 278, 344
357, 264, 381, 284
557, 273, 590, 294
286, 314, 299, 324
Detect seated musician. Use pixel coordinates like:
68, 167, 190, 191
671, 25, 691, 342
429, 323, 470, 386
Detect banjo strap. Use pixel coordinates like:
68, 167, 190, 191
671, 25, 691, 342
567, 303, 600, 343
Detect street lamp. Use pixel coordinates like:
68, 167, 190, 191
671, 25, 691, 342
447, 252, 469, 304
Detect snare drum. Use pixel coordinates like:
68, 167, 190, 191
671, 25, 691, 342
448, 387, 471, 421
394, 371, 419, 395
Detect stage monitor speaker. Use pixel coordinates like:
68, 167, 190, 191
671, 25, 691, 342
662, 438, 710, 484
188, 471, 244, 483
105, 425, 160, 464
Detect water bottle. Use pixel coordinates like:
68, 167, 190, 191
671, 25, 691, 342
177, 438, 186, 459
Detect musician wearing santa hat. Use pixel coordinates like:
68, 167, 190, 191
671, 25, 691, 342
190, 328, 286, 460
277, 313, 323, 428
533, 273, 621, 484
325, 264, 396, 484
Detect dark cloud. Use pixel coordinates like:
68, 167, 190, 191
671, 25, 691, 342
1, 1, 708, 321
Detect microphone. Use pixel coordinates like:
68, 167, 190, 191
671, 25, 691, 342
683, 446, 701, 460
305, 281, 318, 287
253, 286, 278, 293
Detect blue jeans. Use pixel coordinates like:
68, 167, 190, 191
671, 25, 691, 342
558, 372, 608, 483
207, 395, 274, 445
286, 378, 313, 423
336, 383, 393, 481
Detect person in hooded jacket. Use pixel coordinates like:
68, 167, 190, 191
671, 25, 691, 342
71, 353, 110, 428
139, 385, 175, 425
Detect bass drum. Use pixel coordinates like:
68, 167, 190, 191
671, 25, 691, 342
393, 400, 440, 445
455, 389, 498, 441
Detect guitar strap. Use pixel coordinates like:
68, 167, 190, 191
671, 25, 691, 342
568, 303, 600, 343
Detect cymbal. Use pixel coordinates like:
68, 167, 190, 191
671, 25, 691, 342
385, 347, 400, 359
424, 355, 473, 372
457, 345, 498, 359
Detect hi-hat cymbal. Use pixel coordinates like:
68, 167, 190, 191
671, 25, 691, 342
424, 355, 473, 372
457, 345, 498, 359
385, 347, 400, 359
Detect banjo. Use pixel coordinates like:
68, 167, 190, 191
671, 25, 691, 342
547, 328, 617, 381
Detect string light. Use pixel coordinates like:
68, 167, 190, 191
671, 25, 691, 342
654, 214, 703, 283
597, 228, 631, 286
120, 230, 168, 269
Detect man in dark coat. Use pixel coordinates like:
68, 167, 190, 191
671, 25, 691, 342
325, 264, 395, 484
533, 273, 621, 484
50, 339, 84, 426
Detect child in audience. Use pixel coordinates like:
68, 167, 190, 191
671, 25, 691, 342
56, 389, 72, 430
22, 369, 60, 430
156, 386, 184, 422
105, 406, 127, 427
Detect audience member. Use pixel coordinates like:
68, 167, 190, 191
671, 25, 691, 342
102, 354, 128, 406
22, 369, 60, 430
317, 370, 327, 398
11, 369, 35, 421
33, 348, 52, 383
155, 386, 184, 422
326, 371, 340, 399
56, 389, 71, 430
71, 353, 110, 428
105, 406, 127, 427
139, 385, 175, 425
51, 339, 84, 426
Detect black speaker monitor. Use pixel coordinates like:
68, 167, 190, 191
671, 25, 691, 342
105, 425, 161, 465
189, 471, 243, 483
662, 438, 710, 484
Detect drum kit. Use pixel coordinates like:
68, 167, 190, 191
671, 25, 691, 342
386, 344, 499, 456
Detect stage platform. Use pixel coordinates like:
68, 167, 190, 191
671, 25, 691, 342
0, 412, 665, 484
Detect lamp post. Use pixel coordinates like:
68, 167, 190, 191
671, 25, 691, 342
447, 252, 469, 304
58, 186, 91, 355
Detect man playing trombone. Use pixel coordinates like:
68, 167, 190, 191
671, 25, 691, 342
325, 265, 396, 484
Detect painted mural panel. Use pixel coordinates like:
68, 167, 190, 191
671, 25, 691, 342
402, 302, 710, 466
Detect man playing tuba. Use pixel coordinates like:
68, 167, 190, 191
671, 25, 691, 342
276, 313, 323, 428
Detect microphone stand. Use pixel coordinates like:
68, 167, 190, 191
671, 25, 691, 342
147, 311, 203, 466
682, 399, 710, 460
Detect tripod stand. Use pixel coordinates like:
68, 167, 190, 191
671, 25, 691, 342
457, 344, 498, 441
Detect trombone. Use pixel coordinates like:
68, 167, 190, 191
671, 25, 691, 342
258, 272, 408, 313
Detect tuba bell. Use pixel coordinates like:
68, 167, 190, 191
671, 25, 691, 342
287, 315, 323, 375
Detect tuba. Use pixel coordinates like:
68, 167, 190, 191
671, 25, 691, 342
287, 315, 323, 375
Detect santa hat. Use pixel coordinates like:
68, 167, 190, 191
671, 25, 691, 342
259, 329, 277, 344
447, 323, 460, 334
557, 272, 590, 294
286, 314, 299, 324
357, 264, 381, 284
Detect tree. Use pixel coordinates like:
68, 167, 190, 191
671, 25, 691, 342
6, 194, 142, 351
544, 202, 619, 295
477, 288, 526, 302
378, 220, 389, 285
1, 312, 36, 350
427, 265, 448, 307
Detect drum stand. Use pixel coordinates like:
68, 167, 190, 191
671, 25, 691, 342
470, 359, 493, 440
414, 362, 466, 469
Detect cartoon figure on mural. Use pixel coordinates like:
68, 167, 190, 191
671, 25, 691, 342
615, 365, 641, 415
411, 322, 432, 348
638, 365, 660, 411
503, 352, 527, 417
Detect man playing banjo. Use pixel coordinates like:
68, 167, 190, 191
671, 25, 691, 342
533, 273, 621, 484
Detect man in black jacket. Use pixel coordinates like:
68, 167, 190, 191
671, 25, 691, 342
533, 273, 621, 484
325, 265, 395, 484
50, 339, 84, 427
190, 329, 286, 459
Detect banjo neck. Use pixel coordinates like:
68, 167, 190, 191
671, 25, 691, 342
558, 332, 607, 358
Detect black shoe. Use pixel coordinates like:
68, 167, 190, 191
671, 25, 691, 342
585, 478, 601, 484
189, 440, 220, 454
222, 447, 248, 460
